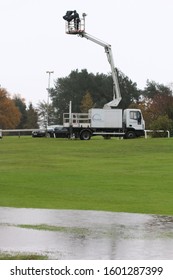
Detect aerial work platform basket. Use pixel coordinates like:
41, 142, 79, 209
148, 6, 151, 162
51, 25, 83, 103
64, 12, 86, 35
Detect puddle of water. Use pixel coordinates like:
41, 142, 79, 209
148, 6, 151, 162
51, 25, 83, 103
0, 207, 173, 259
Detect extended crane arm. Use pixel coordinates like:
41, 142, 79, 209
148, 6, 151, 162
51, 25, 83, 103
63, 12, 122, 108
79, 32, 121, 108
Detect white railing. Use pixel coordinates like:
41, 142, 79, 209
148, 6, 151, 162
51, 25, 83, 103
63, 113, 90, 128
2, 129, 35, 132
1, 129, 37, 138
144, 130, 170, 139
65, 17, 85, 34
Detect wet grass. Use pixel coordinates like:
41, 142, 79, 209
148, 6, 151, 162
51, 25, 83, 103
18, 224, 68, 231
0, 252, 48, 260
18, 224, 90, 234
0, 136, 173, 215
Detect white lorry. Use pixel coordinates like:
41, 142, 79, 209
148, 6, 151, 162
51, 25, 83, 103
63, 12, 145, 140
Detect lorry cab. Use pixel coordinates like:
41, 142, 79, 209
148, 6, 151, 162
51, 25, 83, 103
123, 109, 145, 138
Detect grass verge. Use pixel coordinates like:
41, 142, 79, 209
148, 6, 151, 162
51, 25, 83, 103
18, 224, 90, 235
0, 136, 173, 215
0, 253, 48, 260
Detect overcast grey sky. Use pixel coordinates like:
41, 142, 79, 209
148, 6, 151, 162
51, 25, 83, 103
0, 0, 173, 106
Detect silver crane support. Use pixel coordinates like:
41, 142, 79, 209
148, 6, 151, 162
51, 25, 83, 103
65, 13, 122, 108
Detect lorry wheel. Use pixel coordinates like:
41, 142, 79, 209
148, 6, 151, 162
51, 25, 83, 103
80, 130, 91, 140
125, 131, 136, 139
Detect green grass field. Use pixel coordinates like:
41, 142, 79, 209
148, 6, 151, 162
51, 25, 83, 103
0, 136, 173, 215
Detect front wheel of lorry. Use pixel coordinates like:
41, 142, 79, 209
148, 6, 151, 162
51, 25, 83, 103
125, 131, 136, 139
80, 130, 91, 140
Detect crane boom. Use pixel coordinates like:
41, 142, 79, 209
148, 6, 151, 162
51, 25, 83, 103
64, 12, 122, 108
79, 32, 121, 107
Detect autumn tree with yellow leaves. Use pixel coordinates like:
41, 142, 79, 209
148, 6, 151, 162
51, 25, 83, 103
80, 91, 94, 113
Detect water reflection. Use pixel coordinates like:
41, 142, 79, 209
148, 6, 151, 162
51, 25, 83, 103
0, 207, 173, 259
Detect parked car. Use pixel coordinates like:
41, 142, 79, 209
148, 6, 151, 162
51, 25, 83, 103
48, 126, 70, 138
32, 126, 69, 138
32, 129, 46, 137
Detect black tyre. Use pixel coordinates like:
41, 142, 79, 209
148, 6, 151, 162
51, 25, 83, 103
125, 131, 136, 139
80, 130, 91, 140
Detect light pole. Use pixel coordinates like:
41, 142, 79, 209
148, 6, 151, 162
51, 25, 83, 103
46, 71, 54, 128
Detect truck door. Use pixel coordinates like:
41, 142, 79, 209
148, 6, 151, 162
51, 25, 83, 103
127, 110, 144, 130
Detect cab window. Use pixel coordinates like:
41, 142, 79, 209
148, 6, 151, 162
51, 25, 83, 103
130, 111, 141, 124
130, 111, 138, 120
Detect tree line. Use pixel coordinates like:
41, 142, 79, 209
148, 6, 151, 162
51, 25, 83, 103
0, 88, 38, 129
49, 69, 173, 132
1, 69, 173, 132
